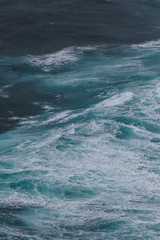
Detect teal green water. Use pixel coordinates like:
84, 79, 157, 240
1, 42, 160, 239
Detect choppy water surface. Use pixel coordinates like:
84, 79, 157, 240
1, 0, 160, 239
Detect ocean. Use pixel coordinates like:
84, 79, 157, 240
1, 0, 160, 239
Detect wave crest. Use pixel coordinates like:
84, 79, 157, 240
27, 46, 97, 72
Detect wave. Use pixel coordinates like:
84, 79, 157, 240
27, 46, 97, 72
1, 39, 160, 239
0, 39, 160, 135
132, 39, 160, 51
93, 92, 133, 109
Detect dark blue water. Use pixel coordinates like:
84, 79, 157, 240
1, 1, 160, 239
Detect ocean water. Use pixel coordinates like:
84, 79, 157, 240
1, 1, 160, 240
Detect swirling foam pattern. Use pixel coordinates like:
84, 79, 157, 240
1, 40, 160, 239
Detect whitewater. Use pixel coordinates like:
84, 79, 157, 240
0, 40, 160, 239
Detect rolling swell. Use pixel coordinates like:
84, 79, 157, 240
1, 40, 160, 239
1, 1, 160, 239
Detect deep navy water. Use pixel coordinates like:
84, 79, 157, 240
1, 0, 160, 239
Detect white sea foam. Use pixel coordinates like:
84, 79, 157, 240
40, 111, 71, 125
18, 111, 72, 129
27, 46, 97, 72
18, 92, 133, 129
132, 39, 160, 50
1, 40, 160, 240
0, 85, 11, 98
93, 92, 133, 110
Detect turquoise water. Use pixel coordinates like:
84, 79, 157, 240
1, 41, 160, 239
